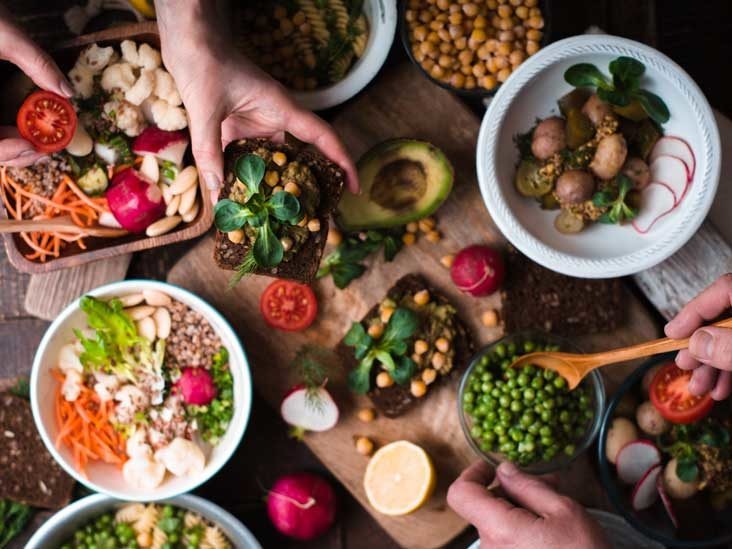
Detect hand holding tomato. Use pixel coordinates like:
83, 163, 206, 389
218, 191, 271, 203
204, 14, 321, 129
665, 273, 732, 400
0, 6, 74, 166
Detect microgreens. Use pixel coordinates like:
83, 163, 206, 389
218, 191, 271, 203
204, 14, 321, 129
660, 419, 732, 482
592, 174, 638, 225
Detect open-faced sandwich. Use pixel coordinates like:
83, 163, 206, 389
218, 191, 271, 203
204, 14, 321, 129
213, 138, 345, 284
340, 274, 473, 418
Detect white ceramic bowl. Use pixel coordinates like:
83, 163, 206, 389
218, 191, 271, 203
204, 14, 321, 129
30, 280, 253, 501
26, 494, 261, 548
477, 35, 721, 278
291, 0, 397, 111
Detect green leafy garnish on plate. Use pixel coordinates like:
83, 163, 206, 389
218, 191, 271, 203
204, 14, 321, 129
0, 499, 33, 548
592, 174, 638, 225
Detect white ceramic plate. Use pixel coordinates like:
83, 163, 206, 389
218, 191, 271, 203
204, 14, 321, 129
30, 280, 253, 501
477, 35, 721, 278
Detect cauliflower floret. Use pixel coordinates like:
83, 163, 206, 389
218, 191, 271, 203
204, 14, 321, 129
151, 99, 187, 131
62, 370, 83, 402
68, 64, 94, 99
105, 100, 146, 137
101, 62, 136, 92
122, 456, 166, 490
58, 343, 83, 374
114, 384, 150, 423
153, 68, 182, 106
125, 69, 155, 106
137, 43, 161, 71
140, 97, 156, 123
126, 429, 153, 459
154, 437, 206, 477
120, 40, 139, 66
93, 371, 120, 402
78, 44, 115, 73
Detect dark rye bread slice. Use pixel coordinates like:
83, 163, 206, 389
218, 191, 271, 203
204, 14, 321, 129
0, 393, 75, 509
501, 249, 622, 336
214, 138, 346, 283
339, 274, 474, 418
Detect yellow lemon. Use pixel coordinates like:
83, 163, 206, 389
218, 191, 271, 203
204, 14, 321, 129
363, 440, 436, 516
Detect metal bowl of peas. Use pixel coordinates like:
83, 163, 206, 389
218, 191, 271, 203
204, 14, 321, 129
458, 332, 605, 474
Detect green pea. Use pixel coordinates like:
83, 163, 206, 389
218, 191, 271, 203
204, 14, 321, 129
486, 410, 498, 422
471, 425, 483, 438
542, 398, 555, 410
494, 424, 506, 435
523, 341, 535, 353
507, 342, 517, 355
506, 378, 517, 389
510, 400, 523, 413
523, 388, 536, 401
500, 441, 514, 453
531, 376, 544, 389
483, 431, 496, 443
510, 429, 523, 442
543, 368, 555, 380
500, 359, 511, 370
554, 377, 567, 389
559, 410, 571, 424
541, 436, 554, 447
495, 343, 506, 358
528, 422, 541, 435
564, 443, 576, 456
463, 391, 475, 403
505, 367, 516, 379
517, 373, 529, 387
539, 425, 552, 437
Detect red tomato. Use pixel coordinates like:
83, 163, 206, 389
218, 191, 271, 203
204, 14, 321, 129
649, 362, 714, 424
16, 91, 77, 153
260, 280, 318, 331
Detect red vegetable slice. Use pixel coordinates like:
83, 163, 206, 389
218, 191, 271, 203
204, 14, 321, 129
260, 280, 318, 332
649, 362, 714, 424
17, 91, 77, 153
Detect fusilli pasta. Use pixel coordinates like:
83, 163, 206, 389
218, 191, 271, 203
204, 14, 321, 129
201, 524, 231, 549
299, 0, 330, 46
133, 504, 159, 536
184, 510, 204, 529
150, 526, 167, 549
329, 0, 350, 36
115, 503, 145, 524
352, 14, 368, 57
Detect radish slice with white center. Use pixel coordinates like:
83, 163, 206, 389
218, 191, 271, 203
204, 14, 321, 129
650, 155, 689, 202
657, 474, 679, 529
650, 136, 696, 179
632, 182, 676, 234
616, 440, 661, 485
281, 385, 339, 433
632, 464, 662, 511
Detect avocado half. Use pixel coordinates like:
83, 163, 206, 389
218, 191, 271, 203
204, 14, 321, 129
336, 139, 454, 231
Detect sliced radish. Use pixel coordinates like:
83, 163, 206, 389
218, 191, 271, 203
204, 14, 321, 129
657, 474, 679, 529
650, 136, 696, 180
650, 155, 689, 202
616, 440, 661, 485
632, 464, 662, 511
281, 385, 339, 434
139, 154, 159, 183
632, 182, 676, 234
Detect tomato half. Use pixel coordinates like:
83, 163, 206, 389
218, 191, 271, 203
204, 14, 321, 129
260, 280, 318, 331
649, 362, 714, 424
17, 91, 77, 153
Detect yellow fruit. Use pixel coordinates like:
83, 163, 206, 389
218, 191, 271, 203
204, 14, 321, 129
128, 0, 155, 18
363, 440, 435, 516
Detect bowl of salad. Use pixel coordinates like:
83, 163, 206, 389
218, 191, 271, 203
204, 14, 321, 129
30, 280, 252, 501
26, 493, 261, 548
598, 357, 732, 547
476, 34, 721, 278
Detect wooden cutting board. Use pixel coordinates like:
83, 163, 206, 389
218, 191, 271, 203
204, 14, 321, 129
168, 63, 660, 548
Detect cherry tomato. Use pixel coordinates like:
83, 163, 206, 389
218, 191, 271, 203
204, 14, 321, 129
649, 362, 714, 424
16, 91, 77, 153
260, 280, 318, 331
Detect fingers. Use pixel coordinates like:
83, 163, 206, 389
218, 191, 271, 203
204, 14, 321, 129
711, 371, 732, 401
687, 327, 732, 370
285, 106, 360, 193
0, 127, 46, 167
689, 364, 718, 396
187, 109, 224, 193
665, 274, 732, 339
496, 461, 576, 518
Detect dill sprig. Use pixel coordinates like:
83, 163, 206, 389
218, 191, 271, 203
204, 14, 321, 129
291, 345, 335, 409
228, 248, 258, 289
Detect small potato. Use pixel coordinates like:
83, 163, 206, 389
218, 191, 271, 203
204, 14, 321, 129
555, 169, 595, 205
636, 400, 670, 436
581, 94, 614, 127
622, 157, 651, 188
663, 458, 699, 500
589, 134, 628, 180
531, 117, 566, 160
605, 417, 638, 464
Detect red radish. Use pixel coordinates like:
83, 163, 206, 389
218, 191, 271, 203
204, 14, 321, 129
632, 182, 676, 234
616, 440, 661, 485
132, 126, 189, 166
139, 154, 159, 183
650, 136, 696, 179
450, 245, 505, 297
281, 385, 339, 435
174, 367, 217, 405
650, 155, 689, 203
267, 472, 337, 540
632, 464, 662, 511
106, 168, 165, 232
657, 474, 679, 529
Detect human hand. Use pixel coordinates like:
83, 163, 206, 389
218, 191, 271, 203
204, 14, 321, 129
0, 6, 74, 167
447, 461, 610, 549
154, 1, 358, 199
665, 273, 732, 400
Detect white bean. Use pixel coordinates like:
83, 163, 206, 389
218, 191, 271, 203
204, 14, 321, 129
125, 305, 156, 320
143, 289, 172, 307
153, 307, 171, 339
165, 194, 181, 217
161, 183, 174, 205
178, 184, 197, 216
145, 215, 182, 237
119, 293, 144, 307
181, 199, 199, 222
169, 166, 198, 195
136, 316, 157, 341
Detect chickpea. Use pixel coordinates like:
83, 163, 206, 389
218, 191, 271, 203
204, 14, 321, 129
482, 309, 499, 327
472, 62, 487, 78
497, 41, 512, 56
482, 74, 498, 90
497, 67, 512, 82
440, 254, 455, 268
470, 28, 487, 43
526, 28, 543, 41
529, 6, 541, 16
418, 217, 436, 232
474, 15, 488, 29
526, 39, 540, 55
410, 379, 428, 398
356, 436, 374, 456
500, 17, 514, 30
454, 36, 467, 50
431, 352, 446, 369
450, 72, 466, 88
429, 20, 443, 32
412, 352, 423, 365
513, 24, 526, 38
458, 49, 474, 65
487, 0, 498, 8
419, 11, 433, 24
525, 0, 538, 6
414, 339, 429, 355
510, 49, 526, 66
358, 408, 376, 422
436, 0, 450, 9
485, 38, 499, 52
264, 170, 280, 187
430, 64, 445, 79
406, 221, 419, 233
280, 18, 294, 36
300, 22, 312, 35
527, 16, 544, 29
448, 12, 463, 25
402, 232, 416, 246
427, 30, 440, 44
280, 236, 294, 252
462, 3, 479, 17
405, 9, 417, 22
273, 5, 287, 19
491, 14, 502, 29
438, 54, 452, 68
284, 181, 301, 196
380, 306, 395, 323
422, 368, 438, 385
414, 289, 431, 306
414, 25, 428, 41
422, 57, 436, 72
435, 337, 450, 353
498, 30, 515, 42
438, 28, 451, 42
272, 185, 284, 194
460, 64, 472, 76
376, 371, 394, 388
227, 229, 244, 244
449, 24, 464, 39
497, 4, 512, 17
465, 75, 477, 89
419, 41, 435, 56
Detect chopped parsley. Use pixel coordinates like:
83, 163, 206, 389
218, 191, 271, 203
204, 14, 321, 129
188, 347, 234, 444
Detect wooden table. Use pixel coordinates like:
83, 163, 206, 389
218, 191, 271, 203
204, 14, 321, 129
1, 1, 731, 547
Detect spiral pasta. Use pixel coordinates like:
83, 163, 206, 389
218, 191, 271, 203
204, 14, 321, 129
329, 50, 354, 83
292, 30, 317, 69
328, 0, 350, 36
201, 524, 231, 549
150, 527, 167, 549
352, 14, 368, 57
115, 503, 146, 524
299, 0, 330, 46
133, 504, 159, 536
184, 510, 204, 529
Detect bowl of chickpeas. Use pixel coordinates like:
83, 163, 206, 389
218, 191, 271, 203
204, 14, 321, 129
401, 0, 550, 96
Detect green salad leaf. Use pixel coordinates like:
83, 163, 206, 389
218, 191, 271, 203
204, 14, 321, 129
592, 174, 638, 225
235, 154, 266, 196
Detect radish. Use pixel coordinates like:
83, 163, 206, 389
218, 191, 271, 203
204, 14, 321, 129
106, 168, 165, 233
132, 126, 189, 166
657, 474, 679, 529
281, 385, 339, 437
632, 464, 662, 511
450, 245, 505, 297
174, 367, 217, 405
616, 440, 661, 485
139, 154, 159, 183
267, 472, 337, 540
649, 155, 689, 203
632, 182, 676, 234
650, 136, 696, 180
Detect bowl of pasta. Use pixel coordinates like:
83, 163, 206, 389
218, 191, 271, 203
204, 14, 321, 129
231, 0, 397, 110
26, 493, 261, 548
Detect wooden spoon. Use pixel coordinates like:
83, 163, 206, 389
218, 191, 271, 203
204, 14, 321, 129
0, 216, 128, 238
510, 317, 732, 389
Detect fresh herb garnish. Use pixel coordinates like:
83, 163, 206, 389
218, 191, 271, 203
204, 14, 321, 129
344, 307, 418, 394
291, 345, 334, 405
188, 347, 234, 444
564, 56, 670, 124
0, 500, 33, 548
592, 174, 638, 224
160, 160, 178, 181
659, 418, 732, 483
214, 154, 301, 273
102, 134, 133, 164
9, 378, 30, 399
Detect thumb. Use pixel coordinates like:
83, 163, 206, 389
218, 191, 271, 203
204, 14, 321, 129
497, 462, 577, 517
688, 327, 732, 370
0, 126, 46, 167
187, 110, 224, 194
